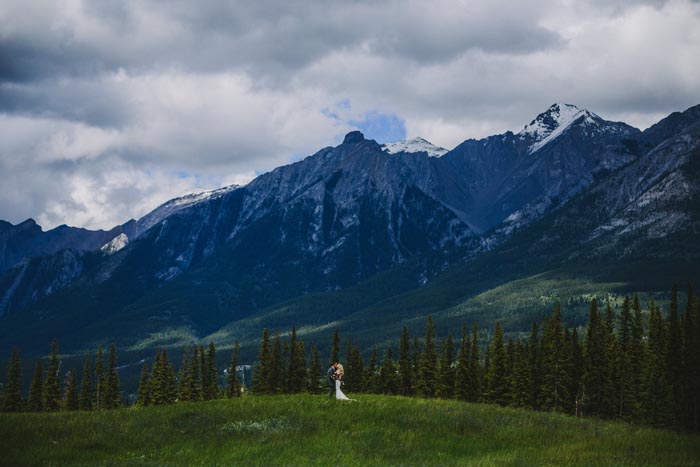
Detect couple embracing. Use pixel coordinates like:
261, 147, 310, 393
326, 362, 355, 401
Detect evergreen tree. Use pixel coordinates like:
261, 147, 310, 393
566, 327, 584, 417
642, 301, 672, 427
511, 339, 530, 408
287, 328, 307, 393
150, 348, 176, 405
136, 362, 150, 406
582, 298, 613, 417
104, 343, 121, 409
468, 323, 482, 402
416, 316, 438, 397
411, 336, 421, 389
200, 344, 211, 400
540, 303, 570, 413
308, 345, 324, 393
177, 346, 194, 402
78, 354, 92, 411
616, 296, 636, 421
203, 342, 218, 400
252, 329, 272, 394
527, 322, 541, 409
149, 349, 164, 404
191, 345, 202, 400
330, 329, 341, 366
198, 345, 206, 396
436, 335, 455, 399
628, 293, 645, 421
346, 344, 364, 393
604, 304, 621, 418
666, 285, 683, 427
269, 332, 284, 394
164, 349, 177, 403
364, 348, 378, 393
682, 284, 700, 431
398, 326, 413, 396
227, 341, 241, 398
94, 346, 106, 410
43, 340, 61, 412
62, 369, 79, 411
28, 360, 44, 412
485, 322, 509, 406
456, 326, 471, 401
378, 348, 399, 394
2, 348, 22, 412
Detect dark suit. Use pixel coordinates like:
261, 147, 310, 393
326, 366, 336, 398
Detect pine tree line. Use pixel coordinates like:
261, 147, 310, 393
135, 341, 243, 406
2, 285, 698, 432
1, 340, 122, 412
246, 285, 699, 432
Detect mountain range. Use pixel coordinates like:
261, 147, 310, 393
1, 102, 699, 359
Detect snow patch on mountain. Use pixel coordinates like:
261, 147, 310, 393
133, 184, 240, 238
520, 103, 599, 154
382, 137, 448, 157
100, 233, 129, 254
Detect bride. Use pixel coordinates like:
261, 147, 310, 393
334, 363, 355, 401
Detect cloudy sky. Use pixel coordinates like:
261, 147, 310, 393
1, 0, 699, 230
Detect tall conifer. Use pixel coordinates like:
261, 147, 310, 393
683, 285, 700, 431
308, 344, 323, 393
78, 354, 92, 411
642, 301, 672, 427
94, 346, 106, 410
204, 342, 218, 399
456, 326, 471, 401
227, 341, 241, 397
583, 299, 613, 417
379, 348, 399, 394
346, 344, 364, 393
43, 340, 61, 412
540, 303, 570, 412
469, 323, 482, 402
136, 362, 150, 406
436, 335, 455, 399
177, 346, 193, 401
269, 332, 283, 394
330, 329, 341, 366
2, 348, 22, 412
62, 370, 79, 411
365, 348, 378, 393
252, 328, 272, 394
398, 326, 413, 396
511, 339, 530, 408
191, 345, 202, 400
417, 316, 438, 397
28, 360, 44, 412
104, 343, 121, 409
485, 322, 509, 406
667, 285, 683, 426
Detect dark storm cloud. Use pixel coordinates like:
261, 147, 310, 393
0, 0, 562, 86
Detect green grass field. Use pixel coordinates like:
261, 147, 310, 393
1, 395, 698, 466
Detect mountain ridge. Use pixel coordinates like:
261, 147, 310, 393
1, 102, 698, 355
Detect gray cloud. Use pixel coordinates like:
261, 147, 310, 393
0, 0, 698, 230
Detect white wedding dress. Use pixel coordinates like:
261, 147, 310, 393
335, 379, 353, 401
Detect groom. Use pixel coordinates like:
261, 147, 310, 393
326, 362, 338, 399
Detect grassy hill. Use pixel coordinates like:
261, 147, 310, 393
1, 395, 698, 466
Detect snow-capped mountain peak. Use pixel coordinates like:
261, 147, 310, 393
520, 103, 599, 154
381, 137, 449, 157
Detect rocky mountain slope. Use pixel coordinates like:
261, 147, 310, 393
0, 103, 697, 354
